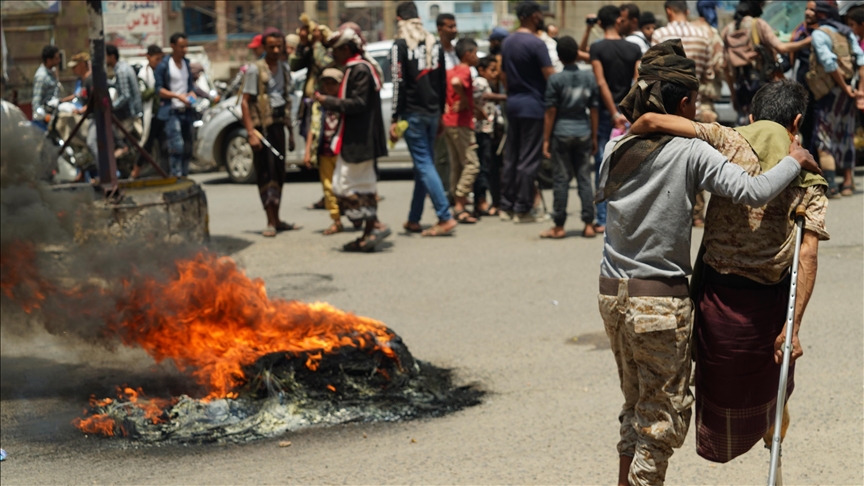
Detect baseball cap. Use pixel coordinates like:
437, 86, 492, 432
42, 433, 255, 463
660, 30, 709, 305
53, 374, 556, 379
320, 68, 344, 83
67, 52, 90, 68
488, 27, 509, 42
247, 34, 263, 49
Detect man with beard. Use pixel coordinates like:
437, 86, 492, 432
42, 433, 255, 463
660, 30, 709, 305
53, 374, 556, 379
596, 40, 820, 486
315, 23, 390, 252
242, 30, 298, 237
630, 78, 829, 465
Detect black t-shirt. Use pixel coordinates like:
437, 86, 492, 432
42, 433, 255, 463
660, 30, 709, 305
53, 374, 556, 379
589, 39, 642, 107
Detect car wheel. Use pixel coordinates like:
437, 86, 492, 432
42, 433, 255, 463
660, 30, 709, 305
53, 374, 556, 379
224, 127, 256, 183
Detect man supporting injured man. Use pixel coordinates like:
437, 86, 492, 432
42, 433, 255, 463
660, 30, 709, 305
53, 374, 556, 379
630, 79, 829, 465
596, 40, 821, 486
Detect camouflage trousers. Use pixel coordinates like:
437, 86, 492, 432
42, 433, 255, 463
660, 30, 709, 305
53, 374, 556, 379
598, 278, 694, 486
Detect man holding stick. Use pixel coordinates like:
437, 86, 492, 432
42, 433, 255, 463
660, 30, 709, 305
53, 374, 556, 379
242, 30, 298, 237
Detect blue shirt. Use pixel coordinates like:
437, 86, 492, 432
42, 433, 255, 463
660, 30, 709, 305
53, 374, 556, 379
545, 65, 599, 138
811, 25, 864, 73
501, 32, 552, 119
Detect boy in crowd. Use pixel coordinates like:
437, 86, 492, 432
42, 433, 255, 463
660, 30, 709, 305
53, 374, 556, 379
472, 56, 504, 218
540, 36, 600, 239
304, 68, 346, 235
443, 38, 482, 224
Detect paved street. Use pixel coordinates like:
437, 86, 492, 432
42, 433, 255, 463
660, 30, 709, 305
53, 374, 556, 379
1, 168, 862, 484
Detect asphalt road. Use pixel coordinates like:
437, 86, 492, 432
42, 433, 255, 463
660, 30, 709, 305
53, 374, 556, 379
1, 168, 862, 485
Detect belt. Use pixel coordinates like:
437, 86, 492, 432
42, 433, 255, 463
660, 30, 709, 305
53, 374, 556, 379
704, 265, 787, 289
599, 276, 689, 297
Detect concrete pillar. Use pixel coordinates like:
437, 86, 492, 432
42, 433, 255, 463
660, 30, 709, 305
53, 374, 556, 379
215, 0, 227, 51
383, 2, 395, 40
327, 0, 339, 29
304, 0, 317, 18
253, 0, 264, 31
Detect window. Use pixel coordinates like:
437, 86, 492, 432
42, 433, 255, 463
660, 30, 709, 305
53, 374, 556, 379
183, 6, 216, 36
430, 4, 439, 18
235, 6, 244, 33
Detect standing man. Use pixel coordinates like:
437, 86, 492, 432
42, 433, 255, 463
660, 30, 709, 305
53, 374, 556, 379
105, 45, 143, 148
631, 79, 829, 466
499, 1, 554, 223
241, 30, 297, 237
619, 3, 641, 39
131, 45, 164, 180
435, 12, 459, 200
315, 23, 390, 252
809, 0, 864, 197
597, 40, 819, 486
437, 13, 459, 70
31, 45, 62, 129
652, 0, 720, 227
155, 33, 196, 177
590, 5, 642, 232
391, 1, 456, 236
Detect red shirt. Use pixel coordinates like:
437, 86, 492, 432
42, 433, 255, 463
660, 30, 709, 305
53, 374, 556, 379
442, 65, 474, 129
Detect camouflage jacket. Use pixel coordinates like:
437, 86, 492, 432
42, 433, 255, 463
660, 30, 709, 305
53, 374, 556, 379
694, 122, 830, 284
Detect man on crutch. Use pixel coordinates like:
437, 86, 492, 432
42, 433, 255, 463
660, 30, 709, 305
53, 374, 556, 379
630, 79, 829, 468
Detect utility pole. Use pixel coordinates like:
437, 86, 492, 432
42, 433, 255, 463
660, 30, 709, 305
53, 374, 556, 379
86, 0, 117, 189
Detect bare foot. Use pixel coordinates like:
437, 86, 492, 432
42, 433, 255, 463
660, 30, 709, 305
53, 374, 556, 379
582, 224, 596, 238
594, 224, 605, 234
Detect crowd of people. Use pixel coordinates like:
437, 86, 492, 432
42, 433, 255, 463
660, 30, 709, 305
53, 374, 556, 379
21, 0, 861, 483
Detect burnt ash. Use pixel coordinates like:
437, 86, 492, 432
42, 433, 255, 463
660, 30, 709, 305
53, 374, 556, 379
82, 333, 483, 444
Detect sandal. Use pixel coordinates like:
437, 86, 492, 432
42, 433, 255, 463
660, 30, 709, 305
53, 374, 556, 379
455, 210, 478, 224
582, 225, 597, 238
540, 227, 565, 239
403, 222, 423, 233
276, 221, 301, 232
487, 207, 500, 217
307, 198, 326, 210
840, 184, 855, 196
323, 221, 343, 235
826, 187, 841, 199
594, 224, 606, 234
422, 224, 456, 237
262, 225, 277, 237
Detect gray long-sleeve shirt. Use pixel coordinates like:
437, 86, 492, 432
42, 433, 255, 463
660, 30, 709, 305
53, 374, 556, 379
599, 137, 801, 279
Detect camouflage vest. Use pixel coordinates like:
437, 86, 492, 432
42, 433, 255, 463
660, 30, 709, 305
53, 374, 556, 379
806, 26, 855, 100
243, 59, 291, 128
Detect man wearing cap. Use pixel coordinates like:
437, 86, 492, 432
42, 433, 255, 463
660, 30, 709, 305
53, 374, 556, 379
242, 30, 297, 237
391, 1, 456, 236
596, 40, 820, 486
63, 52, 92, 113
488, 26, 509, 66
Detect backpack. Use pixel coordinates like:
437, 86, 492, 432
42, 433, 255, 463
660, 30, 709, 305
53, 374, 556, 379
806, 26, 855, 100
723, 17, 780, 107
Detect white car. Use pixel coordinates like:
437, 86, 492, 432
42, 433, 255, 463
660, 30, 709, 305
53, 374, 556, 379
194, 40, 411, 183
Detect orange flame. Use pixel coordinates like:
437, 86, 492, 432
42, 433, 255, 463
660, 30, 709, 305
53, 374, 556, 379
106, 252, 396, 400
72, 414, 120, 437
0, 241, 52, 313
2, 242, 398, 436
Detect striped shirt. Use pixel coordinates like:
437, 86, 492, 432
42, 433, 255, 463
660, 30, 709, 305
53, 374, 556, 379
652, 21, 713, 84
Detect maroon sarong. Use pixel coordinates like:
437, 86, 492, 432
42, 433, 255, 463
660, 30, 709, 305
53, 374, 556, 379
694, 279, 794, 463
